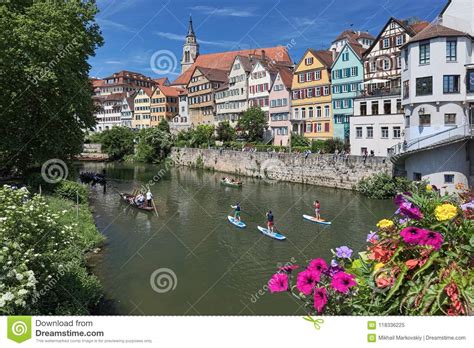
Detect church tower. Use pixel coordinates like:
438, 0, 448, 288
181, 16, 199, 73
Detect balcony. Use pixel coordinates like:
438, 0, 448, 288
356, 87, 401, 99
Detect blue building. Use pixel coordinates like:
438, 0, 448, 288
331, 43, 365, 142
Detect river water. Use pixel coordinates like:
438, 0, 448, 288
78, 162, 394, 315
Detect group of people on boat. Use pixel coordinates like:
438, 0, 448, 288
222, 177, 242, 185
126, 189, 154, 208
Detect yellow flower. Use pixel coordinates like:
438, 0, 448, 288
376, 219, 394, 229
374, 263, 384, 272
434, 203, 457, 221
426, 184, 433, 192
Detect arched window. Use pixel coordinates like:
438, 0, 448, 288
185, 51, 190, 63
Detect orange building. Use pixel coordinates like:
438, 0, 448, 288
150, 85, 182, 126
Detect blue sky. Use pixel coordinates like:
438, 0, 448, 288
90, 0, 447, 80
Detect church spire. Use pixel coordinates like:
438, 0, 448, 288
187, 15, 195, 37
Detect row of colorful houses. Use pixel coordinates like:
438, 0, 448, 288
91, 0, 474, 163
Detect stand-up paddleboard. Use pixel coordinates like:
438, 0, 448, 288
228, 216, 246, 228
257, 226, 286, 240
303, 214, 332, 225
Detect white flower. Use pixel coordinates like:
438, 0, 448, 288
16, 273, 24, 281
18, 289, 28, 296
0, 298, 5, 307
2, 292, 14, 301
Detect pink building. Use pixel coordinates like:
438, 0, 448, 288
269, 67, 293, 146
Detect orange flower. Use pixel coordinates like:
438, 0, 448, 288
405, 259, 419, 270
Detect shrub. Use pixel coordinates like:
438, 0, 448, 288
0, 186, 103, 315
267, 186, 474, 316
53, 180, 89, 204
356, 173, 415, 199
135, 127, 173, 163
291, 133, 310, 147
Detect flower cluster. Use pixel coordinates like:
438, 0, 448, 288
268, 247, 357, 314
269, 185, 473, 316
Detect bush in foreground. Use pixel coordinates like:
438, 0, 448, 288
0, 186, 103, 314
268, 185, 473, 315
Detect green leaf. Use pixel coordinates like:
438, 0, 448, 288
385, 265, 408, 302
413, 252, 439, 279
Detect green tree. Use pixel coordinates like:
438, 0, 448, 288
216, 121, 236, 142
237, 107, 267, 142
291, 133, 310, 147
0, 0, 103, 172
100, 127, 135, 161
192, 124, 215, 148
135, 127, 173, 163
157, 118, 171, 133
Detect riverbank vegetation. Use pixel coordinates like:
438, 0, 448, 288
268, 185, 473, 315
356, 173, 416, 199
0, 183, 104, 314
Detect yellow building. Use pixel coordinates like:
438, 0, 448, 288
291, 49, 334, 140
150, 85, 181, 127
132, 88, 152, 129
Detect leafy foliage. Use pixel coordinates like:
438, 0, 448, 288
99, 127, 135, 161
290, 133, 310, 147
0, 186, 104, 314
135, 127, 173, 163
356, 173, 416, 199
237, 107, 268, 142
156, 119, 171, 134
0, 0, 103, 172
216, 121, 236, 142
176, 125, 215, 148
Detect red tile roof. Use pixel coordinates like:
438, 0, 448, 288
153, 77, 170, 86
154, 85, 184, 97
194, 67, 228, 83
172, 46, 291, 86
308, 49, 334, 67
333, 29, 375, 43
277, 67, 293, 89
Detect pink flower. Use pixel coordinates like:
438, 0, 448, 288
268, 273, 288, 293
296, 269, 320, 295
420, 230, 444, 250
400, 227, 427, 245
331, 272, 357, 294
308, 258, 328, 274
399, 202, 423, 220
313, 287, 327, 313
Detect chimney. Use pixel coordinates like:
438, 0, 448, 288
332, 48, 337, 60
261, 50, 266, 60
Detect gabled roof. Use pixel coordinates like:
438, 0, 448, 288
404, 22, 471, 45
194, 67, 228, 83
135, 87, 153, 98
276, 67, 293, 89
153, 85, 183, 97
171, 46, 291, 86
308, 49, 334, 67
153, 77, 170, 86
363, 17, 430, 58
332, 29, 375, 44
331, 42, 365, 68
439, 0, 452, 17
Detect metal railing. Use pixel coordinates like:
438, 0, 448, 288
356, 87, 401, 98
389, 124, 473, 157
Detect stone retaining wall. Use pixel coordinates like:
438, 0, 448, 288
170, 147, 393, 190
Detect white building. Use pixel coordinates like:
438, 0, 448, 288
350, 95, 404, 156
401, 22, 473, 147
93, 93, 124, 132
215, 55, 253, 126
171, 90, 190, 132
330, 29, 375, 53
120, 93, 135, 128
248, 59, 273, 115
394, 0, 474, 192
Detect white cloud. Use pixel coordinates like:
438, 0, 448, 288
188, 5, 256, 17
105, 60, 123, 65
154, 31, 240, 48
97, 18, 136, 33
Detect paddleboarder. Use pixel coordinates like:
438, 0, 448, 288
313, 200, 321, 220
232, 202, 241, 221
266, 210, 275, 233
